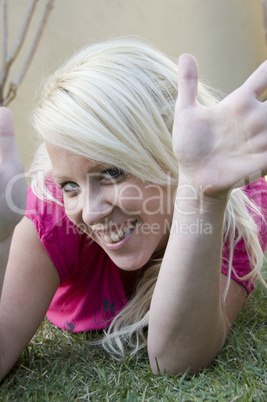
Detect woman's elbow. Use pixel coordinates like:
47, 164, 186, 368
148, 344, 223, 376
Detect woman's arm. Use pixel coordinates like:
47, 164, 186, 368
0, 217, 61, 380
148, 188, 245, 375
0, 107, 27, 289
0, 108, 60, 380
148, 55, 267, 375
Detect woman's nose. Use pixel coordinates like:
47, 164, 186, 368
81, 186, 114, 226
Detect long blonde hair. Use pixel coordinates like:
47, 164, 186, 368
29, 38, 265, 358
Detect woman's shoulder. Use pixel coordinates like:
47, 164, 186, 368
25, 180, 65, 234
242, 177, 267, 202
242, 177, 267, 225
24, 183, 89, 281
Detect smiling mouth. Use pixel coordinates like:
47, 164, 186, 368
99, 221, 137, 244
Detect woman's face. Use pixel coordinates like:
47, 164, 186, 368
47, 143, 175, 271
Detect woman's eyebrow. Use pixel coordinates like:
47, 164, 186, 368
52, 163, 111, 182
51, 172, 72, 182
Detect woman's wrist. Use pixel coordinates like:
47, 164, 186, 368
177, 168, 230, 203
175, 177, 228, 216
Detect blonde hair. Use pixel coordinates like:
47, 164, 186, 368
29, 37, 265, 359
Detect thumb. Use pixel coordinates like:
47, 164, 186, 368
0, 107, 17, 162
177, 53, 199, 109
0, 107, 15, 137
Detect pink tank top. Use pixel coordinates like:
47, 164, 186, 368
25, 178, 267, 332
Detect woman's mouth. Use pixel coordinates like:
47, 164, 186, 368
99, 220, 137, 244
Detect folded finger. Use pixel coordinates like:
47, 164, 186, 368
0, 107, 17, 162
242, 60, 267, 99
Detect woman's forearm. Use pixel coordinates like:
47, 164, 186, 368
0, 235, 13, 378
0, 235, 13, 295
148, 184, 228, 375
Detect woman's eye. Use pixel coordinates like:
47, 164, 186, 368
59, 181, 79, 193
100, 167, 125, 181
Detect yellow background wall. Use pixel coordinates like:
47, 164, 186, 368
1, 0, 267, 168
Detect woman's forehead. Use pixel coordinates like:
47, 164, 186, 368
46, 142, 107, 175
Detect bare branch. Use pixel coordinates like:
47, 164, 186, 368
262, 0, 267, 44
3, 0, 55, 106
8, 0, 38, 65
3, 0, 8, 63
2, 81, 16, 106
0, 0, 8, 104
1, 0, 38, 102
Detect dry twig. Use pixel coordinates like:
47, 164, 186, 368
0, 0, 55, 106
262, 0, 267, 44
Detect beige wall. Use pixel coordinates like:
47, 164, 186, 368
1, 0, 266, 168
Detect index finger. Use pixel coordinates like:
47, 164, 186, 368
177, 53, 199, 109
242, 60, 267, 99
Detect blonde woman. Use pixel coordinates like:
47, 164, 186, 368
0, 38, 267, 379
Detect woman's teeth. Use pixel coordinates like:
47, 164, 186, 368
102, 223, 136, 244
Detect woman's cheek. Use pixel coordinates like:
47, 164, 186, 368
116, 182, 144, 215
63, 195, 83, 224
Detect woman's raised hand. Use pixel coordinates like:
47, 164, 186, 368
0, 108, 27, 242
173, 54, 267, 197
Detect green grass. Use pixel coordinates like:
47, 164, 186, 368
0, 278, 266, 401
